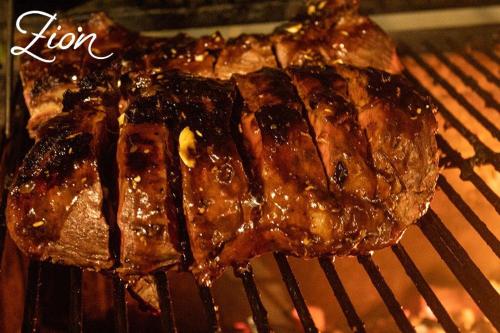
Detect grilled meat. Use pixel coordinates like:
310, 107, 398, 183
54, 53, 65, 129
9, 1, 438, 290
288, 65, 377, 200
215, 34, 277, 80
288, 64, 438, 249
6, 102, 114, 269
165, 33, 224, 78
154, 72, 256, 284
18, 12, 133, 138
272, 0, 402, 73
18, 18, 84, 137
116, 95, 181, 275
233, 68, 337, 256
120, 33, 222, 77
334, 65, 439, 225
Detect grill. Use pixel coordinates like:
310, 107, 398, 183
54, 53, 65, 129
0, 1, 499, 332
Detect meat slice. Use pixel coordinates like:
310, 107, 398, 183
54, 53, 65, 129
288, 66, 376, 201
214, 34, 277, 79
272, 0, 402, 73
6, 103, 114, 270
334, 65, 439, 226
233, 68, 345, 256
157, 72, 256, 284
116, 95, 181, 275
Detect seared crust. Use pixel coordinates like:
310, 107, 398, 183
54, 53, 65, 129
18, 18, 84, 137
156, 73, 256, 284
288, 64, 438, 237
335, 65, 439, 225
116, 96, 181, 275
9, 3, 438, 287
6, 105, 113, 269
231, 68, 402, 261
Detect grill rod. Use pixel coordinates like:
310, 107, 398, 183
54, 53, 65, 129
234, 265, 271, 333
457, 49, 500, 87
436, 135, 500, 213
22, 261, 42, 333
69, 267, 83, 333
274, 252, 318, 333
437, 176, 500, 257
402, 65, 499, 172
424, 42, 500, 112
154, 271, 177, 333
391, 244, 460, 333
198, 285, 220, 332
318, 257, 366, 332
419, 210, 500, 330
402, 43, 500, 141
358, 255, 416, 333
112, 276, 129, 333
483, 49, 500, 64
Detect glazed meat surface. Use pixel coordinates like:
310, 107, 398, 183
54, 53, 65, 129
334, 65, 439, 225
6, 103, 114, 269
272, 0, 402, 73
288, 64, 438, 249
155, 73, 256, 284
231, 68, 403, 267
117, 96, 181, 275
9, 1, 439, 289
215, 34, 277, 80
233, 68, 339, 255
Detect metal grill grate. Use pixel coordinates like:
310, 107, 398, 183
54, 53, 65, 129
1, 7, 499, 333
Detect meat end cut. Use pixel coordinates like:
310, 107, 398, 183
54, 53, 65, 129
6, 103, 114, 270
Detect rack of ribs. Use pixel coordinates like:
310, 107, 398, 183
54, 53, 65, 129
7, 0, 438, 290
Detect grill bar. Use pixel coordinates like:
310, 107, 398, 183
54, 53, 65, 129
402, 68, 499, 171
437, 176, 500, 257
402, 43, 500, 141
436, 135, 500, 213
357, 255, 416, 333
419, 211, 500, 329
318, 257, 366, 333
22, 261, 41, 333
483, 49, 500, 64
459, 50, 500, 87
391, 244, 459, 333
274, 252, 318, 333
424, 42, 500, 112
154, 271, 176, 333
234, 265, 271, 333
69, 267, 83, 333
112, 276, 129, 333
198, 285, 220, 332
